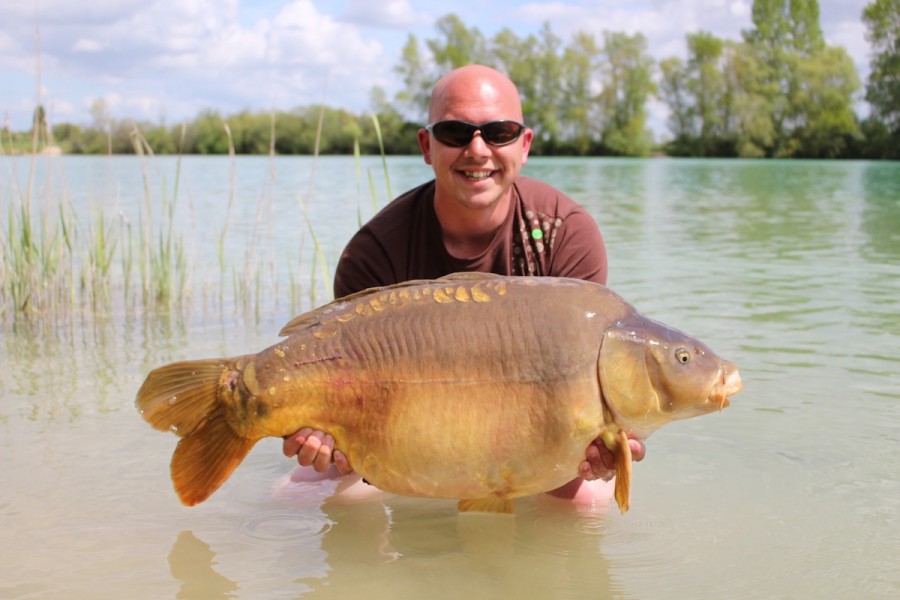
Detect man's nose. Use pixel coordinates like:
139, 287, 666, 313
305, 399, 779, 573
463, 131, 490, 156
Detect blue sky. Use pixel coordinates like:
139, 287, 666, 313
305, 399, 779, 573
0, 1, 870, 140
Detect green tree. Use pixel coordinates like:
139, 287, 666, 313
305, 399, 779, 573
141, 124, 176, 154
560, 32, 600, 155
489, 28, 532, 86
862, 0, 900, 156
598, 32, 655, 156
740, 0, 865, 157
273, 111, 306, 154
87, 98, 114, 154
110, 120, 137, 153
658, 57, 693, 153
789, 46, 861, 157
51, 123, 83, 153
686, 32, 726, 155
368, 86, 421, 154
744, 0, 825, 156
722, 41, 776, 157
426, 14, 489, 71
32, 104, 48, 148
527, 23, 565, 148
226, 111, 274, 154
394, 34, 433, 121
742, 0, 828, 155
186, 109, 230, 154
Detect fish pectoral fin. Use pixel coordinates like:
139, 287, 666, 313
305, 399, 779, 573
457, 497, 515, 514
613, 429, 633, 514
171, 408, 260, 506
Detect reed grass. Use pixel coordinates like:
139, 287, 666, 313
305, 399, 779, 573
1, 110, 394, 329
0, 140, 73, 318
371, 114, 392, 203
131, 125, 188, 310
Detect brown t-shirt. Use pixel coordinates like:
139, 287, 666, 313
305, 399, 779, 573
333, 176, 607, 298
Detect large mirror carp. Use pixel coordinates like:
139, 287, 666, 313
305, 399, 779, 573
137, 273, 742, 513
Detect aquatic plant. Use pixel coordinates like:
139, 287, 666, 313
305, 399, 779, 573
0, 114, 393, 326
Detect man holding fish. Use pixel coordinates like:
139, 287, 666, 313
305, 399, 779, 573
282, 64, 646, 503
136, 67, 742, 510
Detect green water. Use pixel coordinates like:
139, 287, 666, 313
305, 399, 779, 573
1, 156, 898, 599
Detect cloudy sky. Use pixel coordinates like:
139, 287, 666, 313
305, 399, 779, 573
0, 0, 871, 138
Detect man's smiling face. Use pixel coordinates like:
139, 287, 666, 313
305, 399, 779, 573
418, 66, 533, 215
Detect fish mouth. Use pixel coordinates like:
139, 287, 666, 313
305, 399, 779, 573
708, 363, 743, 410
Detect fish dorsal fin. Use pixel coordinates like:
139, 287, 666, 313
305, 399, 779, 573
277, 273, 502, 337
278, 279, 432, 336
436, 271, 498, 282
458, 497, 516, 514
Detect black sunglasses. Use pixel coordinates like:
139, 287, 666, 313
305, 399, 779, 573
425, 120, 526, 147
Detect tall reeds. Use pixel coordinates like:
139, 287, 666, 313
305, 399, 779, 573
1, 112, 393, 328
131, 124, 188, 311
1, 124, 190, 323
0, 133, 73, 319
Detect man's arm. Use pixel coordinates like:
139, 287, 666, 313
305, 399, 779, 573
332, 229, 396, 300
547, 208, 608, 285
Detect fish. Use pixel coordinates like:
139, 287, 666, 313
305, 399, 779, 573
136, 273, 742, 514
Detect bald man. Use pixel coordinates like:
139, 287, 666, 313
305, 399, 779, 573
283, 65, 644, 502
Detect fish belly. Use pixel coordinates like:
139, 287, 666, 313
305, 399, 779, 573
344, 377, 604, 499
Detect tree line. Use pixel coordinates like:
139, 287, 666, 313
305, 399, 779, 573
8, 0, 898, 159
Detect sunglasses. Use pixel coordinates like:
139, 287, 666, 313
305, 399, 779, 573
425, 120, 526, 147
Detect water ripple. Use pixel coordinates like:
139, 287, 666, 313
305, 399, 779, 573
237, 510, 333, 544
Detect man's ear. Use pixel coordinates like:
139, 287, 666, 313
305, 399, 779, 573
417, 128, 432, 165
520, 128, 534, 165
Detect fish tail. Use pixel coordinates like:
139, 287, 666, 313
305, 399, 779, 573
613, 429, 632, 513
135, 357, 259, 506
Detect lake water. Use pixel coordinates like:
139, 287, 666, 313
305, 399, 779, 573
1, 155, 898, 599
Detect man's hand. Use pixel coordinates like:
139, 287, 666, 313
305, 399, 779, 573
283, 427, 643, 482
282, 428, 354, 475
578, 435, 645, 481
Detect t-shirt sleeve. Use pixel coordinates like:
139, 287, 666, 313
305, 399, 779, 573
549, 209, 608, 285
333, 228, 395, 299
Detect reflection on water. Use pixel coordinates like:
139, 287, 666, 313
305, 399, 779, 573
169, 531, 238, 600
2, 157, 899, 599
860, 162, 900, 261
165, 495, 619, 600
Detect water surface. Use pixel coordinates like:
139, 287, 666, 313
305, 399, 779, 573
2, 156, 898, 599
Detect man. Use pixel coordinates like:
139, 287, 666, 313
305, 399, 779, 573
282, 64, 645, 501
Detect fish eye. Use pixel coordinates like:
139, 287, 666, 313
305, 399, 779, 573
675, 348, 691, 364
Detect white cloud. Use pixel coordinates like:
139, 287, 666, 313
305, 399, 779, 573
269, 0, 380, 66
0, 0, 389, 128
729, 0, 750, 19
343, 0, 426, 28
2, 0, 148, 24
72, 39, 104, 53
0, 0, 878, 132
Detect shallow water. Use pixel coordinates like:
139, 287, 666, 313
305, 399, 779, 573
2, 156, 899, 599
